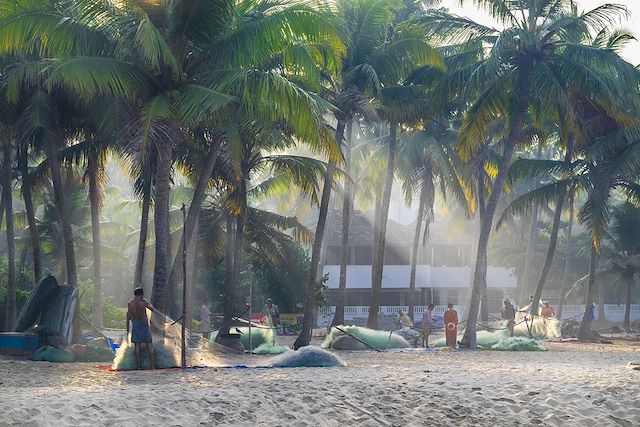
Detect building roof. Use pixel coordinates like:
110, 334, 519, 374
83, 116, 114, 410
324, 210, 472, 246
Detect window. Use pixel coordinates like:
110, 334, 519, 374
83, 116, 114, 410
385, 246, 410, 265
325, 245, 340, 265
354, 246, 372, 265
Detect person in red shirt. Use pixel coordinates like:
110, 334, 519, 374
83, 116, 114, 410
541, 302, 555, 318
443, 303, 458, 348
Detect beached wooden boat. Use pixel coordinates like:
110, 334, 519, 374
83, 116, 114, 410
14, 275, 58, 332
0, 332, 40, 356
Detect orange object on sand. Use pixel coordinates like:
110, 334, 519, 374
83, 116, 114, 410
443, 309, 458, 348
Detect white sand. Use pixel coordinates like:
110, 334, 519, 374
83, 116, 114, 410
1, 338, 639, 426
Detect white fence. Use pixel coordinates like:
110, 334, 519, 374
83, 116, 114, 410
317, 305, 466, 327
318, 304, 640, 326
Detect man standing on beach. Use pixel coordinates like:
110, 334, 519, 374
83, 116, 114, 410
501, 300, 516, 337
261, 298, 280, 327
541, 302, 555, 318
127, 287, 155, 370
421, 304, 435, 348
200, 297, 211, 340
443, 304, 458, 348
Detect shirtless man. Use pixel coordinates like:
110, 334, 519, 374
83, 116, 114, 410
127, 287, 155, 370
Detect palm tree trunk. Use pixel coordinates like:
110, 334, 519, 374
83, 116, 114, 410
367, 121, 398, 329
133, 179, 151, 290
475, 154, 488, 322
294, 121, 344, 349
44, 135, 77, 286
530, 143, 572, 315
530, 188, 566, 315
88, 157, 104, 328
408, 185, 427, 322
577, 246, 598, 340
623, 278, 631, 328
167, 144, 219, 288
519, 144, 543, 304
597, 278, 606, 321
185, 217, 199, 332
461, 74, 531, 347
151, 143, 172, 313
3, 138, 16, 329
333, 120, 354, 327
19, 143, 41, 282
557, 192, 574, 320
221, 214, 236, 335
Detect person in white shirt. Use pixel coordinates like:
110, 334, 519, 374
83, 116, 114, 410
200, 297, 211, 339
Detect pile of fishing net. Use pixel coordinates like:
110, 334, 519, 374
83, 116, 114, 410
513, 315, 561, 340
111, 340, 180, 370
490, 337, 546, 351
321, 325, 410, 350
268, 346, 345, 368
33, 346, 76, 363
70, 340, 115, 362
210, 326, 276, 350
253, 343, 290, 355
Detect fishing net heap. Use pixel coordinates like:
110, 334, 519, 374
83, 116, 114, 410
210, 325, 276, 350
111, 340, 180, 370
321, 325, 410, 350
33, 345, 76, 363
253, 343, 290, 355
490, 337, 546, 351
71, 339, 115, 362
513, 315, 561, 340
268, 346, 345, 368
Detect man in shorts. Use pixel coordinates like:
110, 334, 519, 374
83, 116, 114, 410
421, 304, 435, 348
127, 287, 155, 369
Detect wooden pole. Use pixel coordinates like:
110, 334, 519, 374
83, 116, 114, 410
181, 204, 187, 369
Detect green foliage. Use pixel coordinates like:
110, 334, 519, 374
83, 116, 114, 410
0, 258, 34, 330
78, 281, 126, 329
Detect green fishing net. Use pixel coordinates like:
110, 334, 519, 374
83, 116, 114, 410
490, 337, 547, 351
268, 346, 345, 368
253, 343, 290, 355
111, 340, 180, 370
210, 326, 276, 349
321, 325, 410, 350
33, 346, 76, 363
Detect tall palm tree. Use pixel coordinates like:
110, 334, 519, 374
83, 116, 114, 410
397, 123, 470, 320
419, 0, 639, 347
2, 130, 17, 328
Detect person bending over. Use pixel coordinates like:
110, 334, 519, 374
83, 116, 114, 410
127, 287, 155, 370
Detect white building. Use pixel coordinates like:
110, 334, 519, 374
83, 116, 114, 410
322, 211, 518, 311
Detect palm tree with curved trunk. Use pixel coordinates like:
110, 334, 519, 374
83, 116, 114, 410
419, 0, 639, 347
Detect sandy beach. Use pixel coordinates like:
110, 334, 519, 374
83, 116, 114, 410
1, 336, 639, 426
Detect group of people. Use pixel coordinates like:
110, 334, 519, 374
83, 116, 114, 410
418, 303, 459, 349
500, 297, 557, 337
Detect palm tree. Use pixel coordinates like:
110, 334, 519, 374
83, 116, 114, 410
556, 191, 575, 320
2, 131, 17, 328
419, 0, 639, 347
604, 203, 640, 327
397, 123, 470, 320
0, 0, 341, 314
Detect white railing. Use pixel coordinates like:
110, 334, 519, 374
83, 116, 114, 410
317, 305, 466, 326
317, 304, 640, 326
